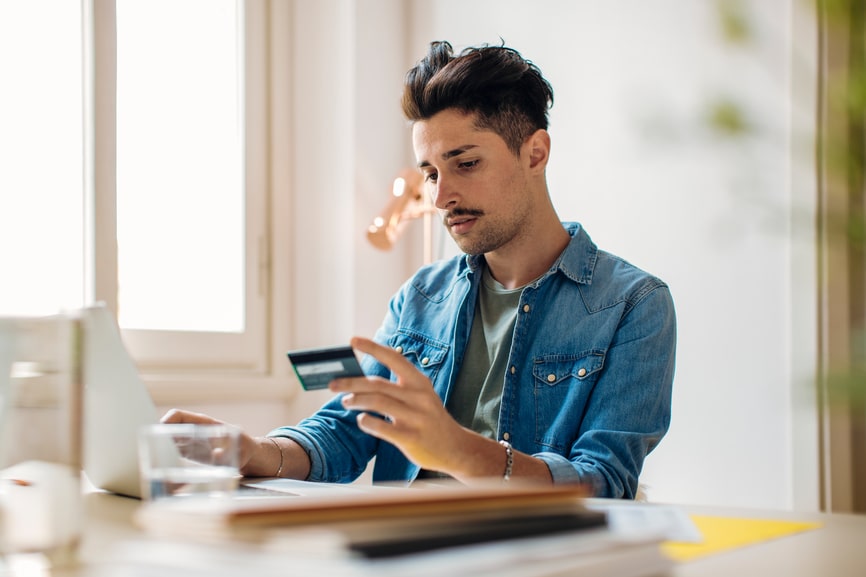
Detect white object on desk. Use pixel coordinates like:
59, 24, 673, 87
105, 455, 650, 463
0, 312, 84, 565
586, 498, 703, 543
0, 461, 82, 553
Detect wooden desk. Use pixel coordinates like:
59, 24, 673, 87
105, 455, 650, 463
48, 491, 866, 576
666, 504, 866, 577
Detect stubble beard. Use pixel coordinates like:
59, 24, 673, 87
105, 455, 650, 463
444, 172, 533, 256
445, 209, 527, 256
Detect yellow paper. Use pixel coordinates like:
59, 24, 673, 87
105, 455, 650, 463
662, 515, 822, 562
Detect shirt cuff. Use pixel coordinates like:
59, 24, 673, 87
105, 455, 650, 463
533, 451, 607, 497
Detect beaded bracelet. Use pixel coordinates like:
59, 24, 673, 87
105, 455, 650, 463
499, 440, 513, 482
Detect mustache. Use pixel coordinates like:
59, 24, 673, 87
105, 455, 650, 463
443, 208, 484, 222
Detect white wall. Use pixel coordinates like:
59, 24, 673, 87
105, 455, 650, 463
182, 0, 821, 509
402, 0, 819, 510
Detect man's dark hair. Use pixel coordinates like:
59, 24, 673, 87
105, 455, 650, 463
401, 41, 554, 155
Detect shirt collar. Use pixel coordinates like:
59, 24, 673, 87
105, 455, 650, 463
463, 222, 598, 286
555, 222, 598, 285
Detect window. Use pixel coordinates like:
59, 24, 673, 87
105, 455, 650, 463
2, 0, 292, 396
104, 0, 268, 374
115, 0, 245, 335
0, 1, 85, 317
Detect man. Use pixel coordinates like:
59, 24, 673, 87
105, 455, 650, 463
165, 41, 676, 499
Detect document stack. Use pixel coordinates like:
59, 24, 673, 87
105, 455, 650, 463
126, 482, 674, 577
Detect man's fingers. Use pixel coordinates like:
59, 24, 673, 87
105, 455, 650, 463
160, 409, 223, 425
350, 336, 419, 379
339, 391, 408, 418
355, 412, 386, 435
330, 335, 428, 396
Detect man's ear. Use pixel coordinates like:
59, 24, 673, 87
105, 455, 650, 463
525, 129, 551, 172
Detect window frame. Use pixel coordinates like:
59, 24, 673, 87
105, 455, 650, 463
86, 0, 295, 401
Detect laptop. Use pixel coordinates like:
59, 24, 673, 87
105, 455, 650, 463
82, 304, 163, 498
81, 303, 294, 499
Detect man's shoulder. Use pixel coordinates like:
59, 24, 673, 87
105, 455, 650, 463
592, 249, 669, 304
401, 254, 472, 301
561, 222, 670, 309
410, 254, 468, 280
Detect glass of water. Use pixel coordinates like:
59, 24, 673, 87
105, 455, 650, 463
138, 423, 241, 501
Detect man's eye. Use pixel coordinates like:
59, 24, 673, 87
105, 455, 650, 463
459, 160, 479, 170
424, 172, 438, 183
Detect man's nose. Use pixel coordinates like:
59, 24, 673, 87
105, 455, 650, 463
432, 176, 458, 210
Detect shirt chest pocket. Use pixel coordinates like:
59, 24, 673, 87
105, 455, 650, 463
389, 333, 448, 381
532, 351, 605, 387
531, 351, 606, 450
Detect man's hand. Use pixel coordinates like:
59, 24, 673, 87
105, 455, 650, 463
329, 336, 470, 476
160, 409, 261, 471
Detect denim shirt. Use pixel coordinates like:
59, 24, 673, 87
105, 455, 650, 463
271, 222, 676, 498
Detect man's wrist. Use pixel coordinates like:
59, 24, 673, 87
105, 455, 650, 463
267, 436, 284, 477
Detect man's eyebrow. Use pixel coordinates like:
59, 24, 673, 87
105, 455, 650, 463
417, 145, 478, 169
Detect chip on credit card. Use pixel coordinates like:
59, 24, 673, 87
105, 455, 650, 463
286, 345, 365, 391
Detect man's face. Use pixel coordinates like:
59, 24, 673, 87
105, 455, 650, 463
412, 109, 534, 256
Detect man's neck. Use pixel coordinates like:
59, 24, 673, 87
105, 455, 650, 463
483, 219, 571, 290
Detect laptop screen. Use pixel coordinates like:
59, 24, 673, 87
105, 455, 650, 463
82, 304, 159, 498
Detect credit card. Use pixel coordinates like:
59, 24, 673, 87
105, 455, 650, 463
286, 345, 365, 391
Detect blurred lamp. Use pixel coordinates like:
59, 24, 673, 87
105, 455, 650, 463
367, 170, 434, 263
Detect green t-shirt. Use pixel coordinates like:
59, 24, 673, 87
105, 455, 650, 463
446, 264, 522, 439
